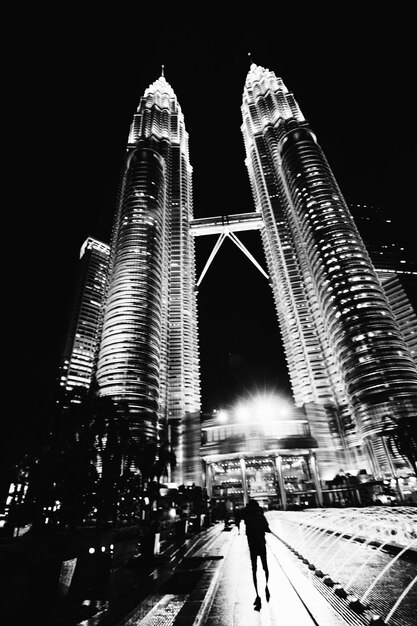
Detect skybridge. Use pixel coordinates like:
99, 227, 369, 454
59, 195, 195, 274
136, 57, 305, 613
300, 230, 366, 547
189, 212, 268, 287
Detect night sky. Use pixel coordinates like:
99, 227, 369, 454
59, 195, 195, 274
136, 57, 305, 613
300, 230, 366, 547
7, 10, 416, 436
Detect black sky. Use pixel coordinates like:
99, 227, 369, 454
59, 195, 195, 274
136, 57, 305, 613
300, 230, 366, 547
7, 10, 416, 425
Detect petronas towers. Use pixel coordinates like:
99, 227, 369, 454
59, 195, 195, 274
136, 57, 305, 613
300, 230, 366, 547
88, 63, 417, 484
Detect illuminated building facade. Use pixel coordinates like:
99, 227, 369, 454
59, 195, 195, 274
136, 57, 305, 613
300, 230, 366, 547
58, 237, 110, 409
94, 72, 201, 485
201, 400, 325, 511
349, 203, 417, 276
240, 63, 417, 479
72, 67, 417, 490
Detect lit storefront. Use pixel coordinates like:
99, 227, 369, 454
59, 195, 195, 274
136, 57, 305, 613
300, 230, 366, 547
201, 397, 322, 511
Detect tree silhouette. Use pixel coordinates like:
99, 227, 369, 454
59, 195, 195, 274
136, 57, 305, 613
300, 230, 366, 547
6, 391, 178, 533
382, 417, 417, 477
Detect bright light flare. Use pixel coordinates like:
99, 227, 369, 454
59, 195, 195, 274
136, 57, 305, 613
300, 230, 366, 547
217, 409, 228, 422
253, 394, 291, 422
235, 404, 251, 421
254, 397, 276, 422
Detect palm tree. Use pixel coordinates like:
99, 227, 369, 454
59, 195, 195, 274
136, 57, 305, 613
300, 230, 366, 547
54, 417, 99, 528
122, 427, 176, 518
61, 395, 139, 528
10, 391, 178, 533
382, 417, 417, 477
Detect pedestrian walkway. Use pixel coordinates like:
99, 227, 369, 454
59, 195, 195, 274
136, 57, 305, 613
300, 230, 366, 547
118, 523, 348, 625
200, 529, 348, 626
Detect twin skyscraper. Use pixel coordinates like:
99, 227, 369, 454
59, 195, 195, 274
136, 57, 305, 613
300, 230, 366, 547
62, 63, 417, 486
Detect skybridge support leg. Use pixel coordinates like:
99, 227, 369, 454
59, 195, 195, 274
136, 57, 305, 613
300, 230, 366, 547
195, 229, 268, 288
196, 232, 227, 288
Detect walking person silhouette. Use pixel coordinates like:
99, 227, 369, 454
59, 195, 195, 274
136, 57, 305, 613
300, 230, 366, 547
242, 499, 273, 611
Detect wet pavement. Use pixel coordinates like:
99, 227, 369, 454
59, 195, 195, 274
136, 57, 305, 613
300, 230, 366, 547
111, 508, 417, 626
116, 523, 345, 625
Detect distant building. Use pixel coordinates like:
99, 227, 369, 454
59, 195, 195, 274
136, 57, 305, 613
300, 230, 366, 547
57, 237, 110, 409
350, 202, 417, 362
349, 203, 417, 275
